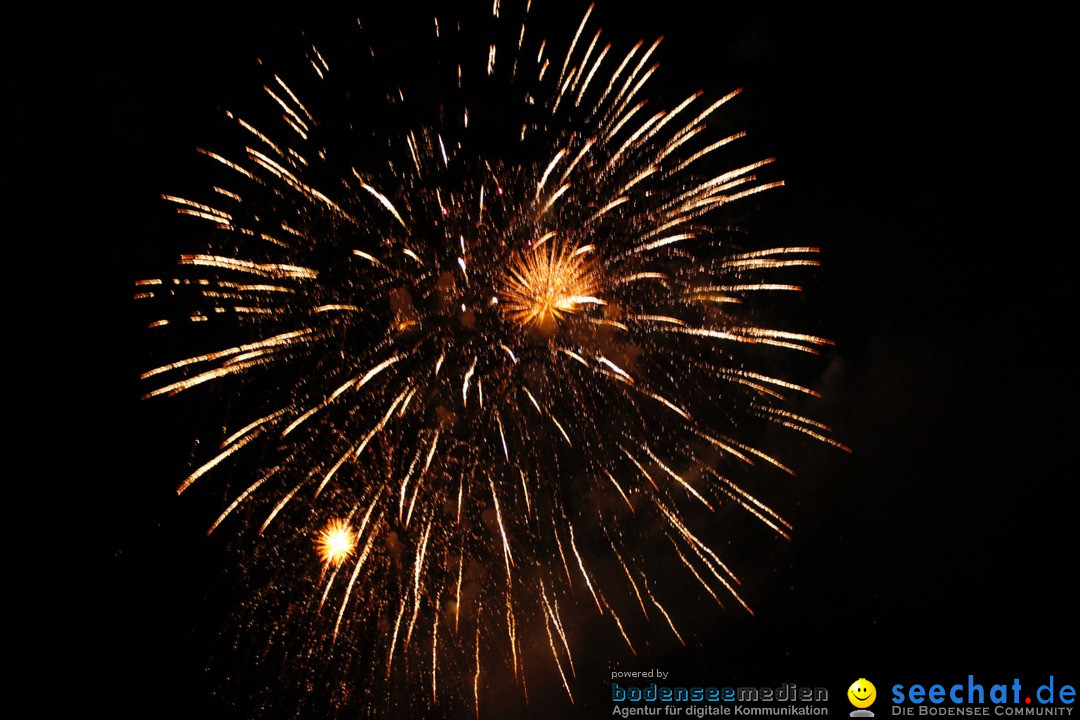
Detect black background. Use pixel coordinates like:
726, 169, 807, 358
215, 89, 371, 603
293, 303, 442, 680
16, 1, 1075, 718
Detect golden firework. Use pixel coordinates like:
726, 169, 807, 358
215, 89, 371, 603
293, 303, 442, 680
317, 518, 356, 567
141, 2, 848, 714
498, 238, 602, 336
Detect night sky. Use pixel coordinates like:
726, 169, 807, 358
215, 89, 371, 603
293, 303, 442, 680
18, 2, 1075, 718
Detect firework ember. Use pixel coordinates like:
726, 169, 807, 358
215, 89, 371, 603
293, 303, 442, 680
140, 2, 845, 716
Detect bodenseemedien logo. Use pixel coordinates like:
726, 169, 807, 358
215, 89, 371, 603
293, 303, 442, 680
609, 678, 830, 717
849, 679, 878, 717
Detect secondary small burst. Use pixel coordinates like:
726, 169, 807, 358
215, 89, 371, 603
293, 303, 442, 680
498, 238, 602, 336
318, 518, 356, 567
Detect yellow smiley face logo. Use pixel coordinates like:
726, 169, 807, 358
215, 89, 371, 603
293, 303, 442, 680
848, 679, 877, 708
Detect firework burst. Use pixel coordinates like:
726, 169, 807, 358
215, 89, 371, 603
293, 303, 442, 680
140, 3, 845, 717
